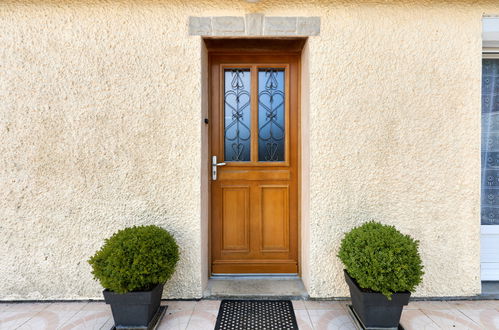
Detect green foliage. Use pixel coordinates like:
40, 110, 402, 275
338, 221, 424, 299
88, 225, 180, 294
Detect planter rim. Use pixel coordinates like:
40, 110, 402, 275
343, 269, 411, 296
103, 283, 164, 305
103, 283, 164, 295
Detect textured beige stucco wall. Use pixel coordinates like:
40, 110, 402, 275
0, 0, 496, 299
305, 2, 485, 298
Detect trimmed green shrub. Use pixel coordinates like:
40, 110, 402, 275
88, 225, 180, 294
338, 221, 424, 299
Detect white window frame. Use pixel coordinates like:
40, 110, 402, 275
482, 18, 499, 280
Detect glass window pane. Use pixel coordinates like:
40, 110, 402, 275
258, 69, 285, 161
224, 69, 251, 162
482, 59, 499, 224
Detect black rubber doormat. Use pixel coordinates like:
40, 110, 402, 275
214, 300, 298, 330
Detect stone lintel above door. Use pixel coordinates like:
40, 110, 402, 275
189, 14, 320, 36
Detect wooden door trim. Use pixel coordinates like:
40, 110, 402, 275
208, 47, 302, 276
204, 38, 306, 53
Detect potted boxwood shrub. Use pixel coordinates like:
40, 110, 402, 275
338, 221, 424, 328
88, 225, 179, 329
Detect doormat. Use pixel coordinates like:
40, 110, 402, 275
110, 305, 167, 330
347, 305, 405, 330
214, 300, 298, 330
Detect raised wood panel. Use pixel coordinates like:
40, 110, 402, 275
221, 186, 250, 252
260, 185, 289, 252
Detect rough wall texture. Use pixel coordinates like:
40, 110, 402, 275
306, 3, 484, 298
0, 0, 496, 299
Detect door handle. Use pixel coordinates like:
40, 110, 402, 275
212, 156, 226, 180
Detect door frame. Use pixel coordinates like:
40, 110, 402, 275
205, 38, 304, 276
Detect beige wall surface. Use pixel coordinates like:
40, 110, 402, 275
0, 0, 495, 299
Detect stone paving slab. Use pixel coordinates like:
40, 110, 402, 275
1, 299, 498, 329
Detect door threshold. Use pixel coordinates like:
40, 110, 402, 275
204, 276, 308, 299
211, 273, 299, 280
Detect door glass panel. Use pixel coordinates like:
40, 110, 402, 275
258, 69, 285, 161
224, 69, 251, 161
482, 59, 499, 224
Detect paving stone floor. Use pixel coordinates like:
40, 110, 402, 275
1, 299, 499, 329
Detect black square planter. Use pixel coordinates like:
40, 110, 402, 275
103, 283, 164, 329
344, 270, 410, 328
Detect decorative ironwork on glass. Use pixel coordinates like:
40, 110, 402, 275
224, 69, 251, 161
482, 59, 499, 224
258, 69, 285, 161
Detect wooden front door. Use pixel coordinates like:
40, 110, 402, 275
210, 53, 299, 274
